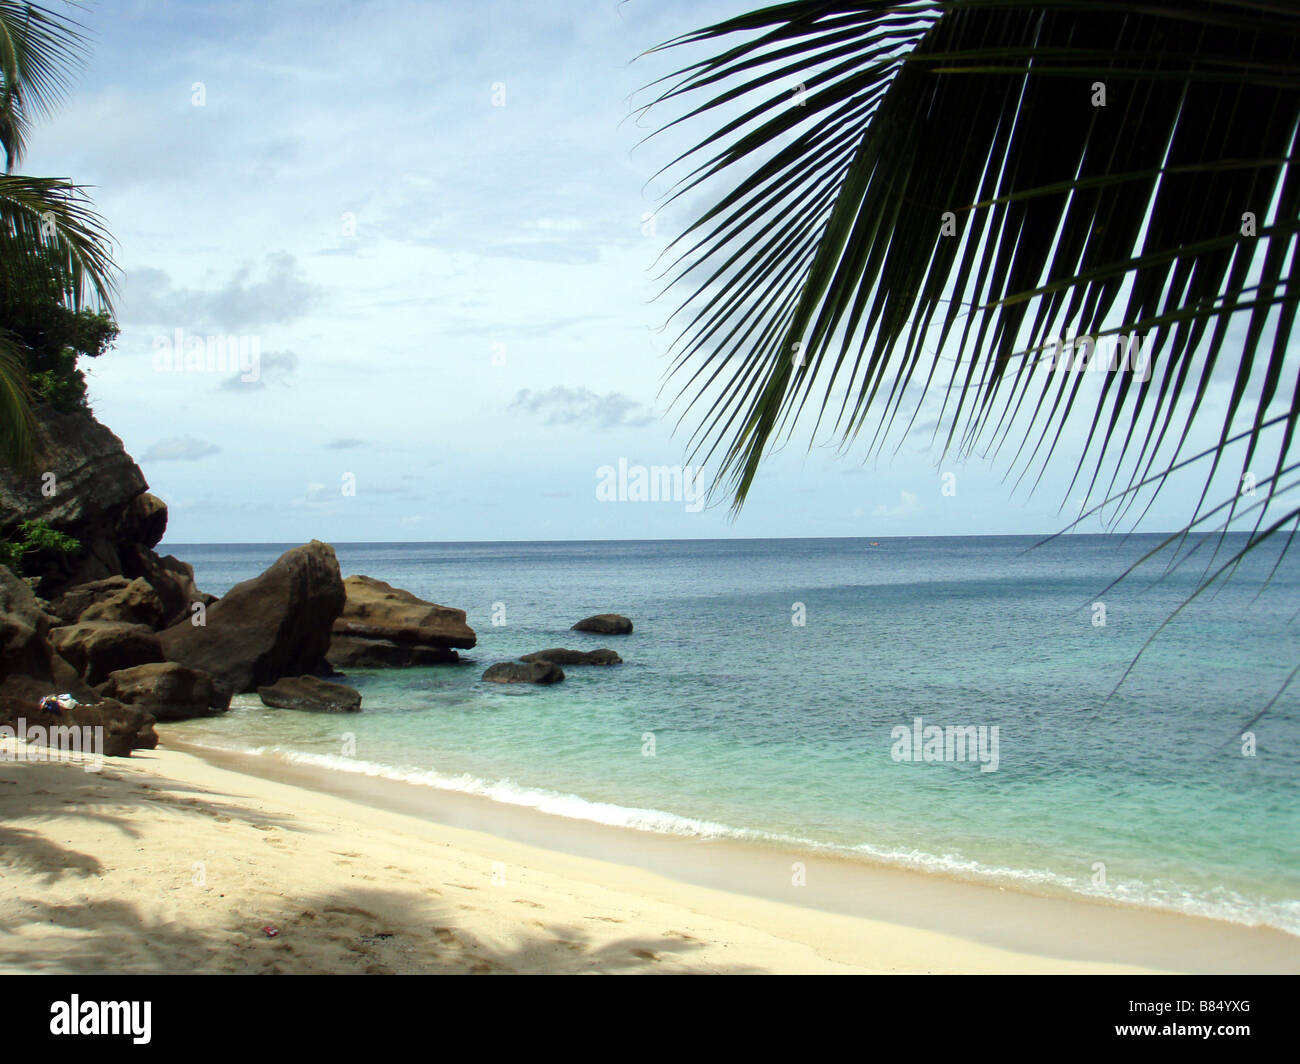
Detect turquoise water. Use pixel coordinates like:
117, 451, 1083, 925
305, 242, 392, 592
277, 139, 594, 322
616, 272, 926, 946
162, 535, 1300, 934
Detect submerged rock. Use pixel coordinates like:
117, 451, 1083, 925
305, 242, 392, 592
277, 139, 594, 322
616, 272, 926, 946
520, 648, 622, 666
328, 636, 459, 668
482, 661, 565, 685
258, 675, 361, 713
159, 541, 345, 693
570, 613, 633, 635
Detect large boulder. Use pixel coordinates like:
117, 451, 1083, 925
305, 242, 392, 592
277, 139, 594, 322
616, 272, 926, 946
98, 662, 230, 722
47, 620, 164, 686
327, 575, 475, 669
570, 613, 633, 635
46, 576, 131, 625
0, 568, 96, 701
77, 577, 166, 628
482, 661, 565, 685
159, 541, 345, 693
0, 407, 149, 591
520, 648, 622, 666
258, 675, 361, 713
0, 690, 158, 758
327, 636, 459, 668
120, 545, 213, 628
0, 565, 58, 680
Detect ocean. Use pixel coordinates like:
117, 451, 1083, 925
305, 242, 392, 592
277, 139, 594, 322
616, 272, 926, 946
161, 534, 1300, 935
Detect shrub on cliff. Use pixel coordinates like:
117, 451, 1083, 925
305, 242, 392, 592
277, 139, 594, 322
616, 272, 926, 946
0, 518, 79, 576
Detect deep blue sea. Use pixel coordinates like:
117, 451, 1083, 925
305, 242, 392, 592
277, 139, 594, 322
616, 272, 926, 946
161, 535, 1300, 934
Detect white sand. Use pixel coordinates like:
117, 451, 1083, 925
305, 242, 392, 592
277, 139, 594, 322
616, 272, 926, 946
1, 739, 1295, 974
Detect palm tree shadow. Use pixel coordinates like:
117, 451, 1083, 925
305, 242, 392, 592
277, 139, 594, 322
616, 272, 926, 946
0, 885, 763, 974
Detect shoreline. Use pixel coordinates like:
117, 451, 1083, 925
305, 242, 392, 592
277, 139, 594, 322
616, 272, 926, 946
3, 737, 1296, 974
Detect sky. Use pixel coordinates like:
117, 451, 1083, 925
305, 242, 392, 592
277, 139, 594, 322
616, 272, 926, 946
22, 0, 1291, 543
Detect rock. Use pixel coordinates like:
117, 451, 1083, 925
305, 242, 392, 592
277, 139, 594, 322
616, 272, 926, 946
0, 564, 59, 679
159, 541, 345, 693
0, 691, 158, 757
258, 675, 361, 713
46, 576, 131, 625
0, 568, 97, 702
520, 648, 622, 666
328, 636, 459, 668
326, 575, 475, 668
570, 613, 633, 635
481, 661, 565, 685
121, 546, 214, 629
47, 621, 165, 686
98, 662, 230, 722
77, 577, 166, 628
0, 406, 149, 592
117, 492, 168, 550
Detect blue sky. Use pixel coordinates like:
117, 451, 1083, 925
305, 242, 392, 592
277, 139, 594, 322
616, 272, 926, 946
23, 0, 1287, 543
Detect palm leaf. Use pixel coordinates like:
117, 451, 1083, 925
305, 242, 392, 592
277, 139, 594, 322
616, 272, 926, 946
642, 0, 1300, 708
0, 172, 117, 309
0, 0, 87, 170
0, 327, 33, 468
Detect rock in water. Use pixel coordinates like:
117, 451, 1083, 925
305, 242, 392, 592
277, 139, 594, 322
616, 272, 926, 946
159, 541, 345, 693
481, 661, 565, 684
327, 575, 476, 668
520, 648, 622, 666
98, 662, 231, 722
328, 637, 459, 668
48, 621, 165, 686
570, 613, 633, 635
258, 675, 361, 713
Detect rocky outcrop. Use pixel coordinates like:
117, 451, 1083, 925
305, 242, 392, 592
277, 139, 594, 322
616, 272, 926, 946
47, 621, 164, 686
76, 577, 166, 627
570, 613, 633, 635
0, 690, 158, 757
120, 546, 213, 628
258, 675, 361, 713
97, 662, 230, 722
482, 661, 565, 685
520, 648, 622, 666
328, 636, 459, 668
159, 541, 345, 693
0, 568, 96, 701
0, 407, 149, 591
327, 575, 476, 669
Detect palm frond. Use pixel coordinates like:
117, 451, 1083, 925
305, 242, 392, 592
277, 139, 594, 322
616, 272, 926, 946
0, 172, 116, 310
0, 327, 33, 468
0, 0, 87, 170
642, 0, 1300, 551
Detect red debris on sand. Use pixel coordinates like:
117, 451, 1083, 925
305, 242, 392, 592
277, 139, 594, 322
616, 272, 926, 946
262, 926, 279, 938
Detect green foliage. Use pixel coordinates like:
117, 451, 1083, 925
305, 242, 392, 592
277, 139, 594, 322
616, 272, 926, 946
0, 1, 116, 466
0, 518, 79, 575
1, 263, 118, 412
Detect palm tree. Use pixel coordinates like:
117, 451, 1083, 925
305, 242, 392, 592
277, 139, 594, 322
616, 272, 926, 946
0, 0, 116, 467
642, 1, 1300, 705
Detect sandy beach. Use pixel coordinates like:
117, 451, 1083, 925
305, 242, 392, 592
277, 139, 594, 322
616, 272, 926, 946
2, 737, 1296, 975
